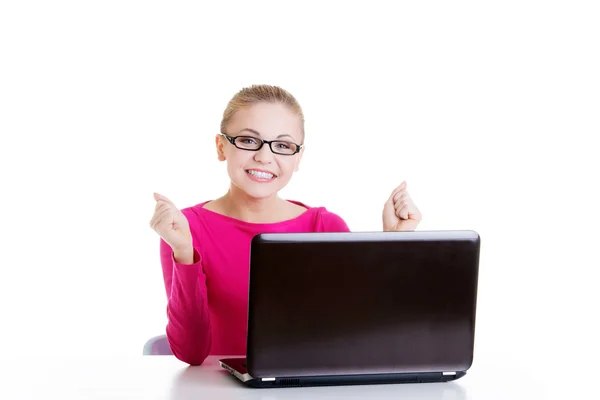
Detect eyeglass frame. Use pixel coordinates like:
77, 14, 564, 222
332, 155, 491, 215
220, 132, 303, 155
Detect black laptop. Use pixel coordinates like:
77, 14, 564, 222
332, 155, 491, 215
220, 230, 480, 388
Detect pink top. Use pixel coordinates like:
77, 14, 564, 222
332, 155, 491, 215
159, 200, 350, 365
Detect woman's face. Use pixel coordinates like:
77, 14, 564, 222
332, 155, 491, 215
216, 102, 304, 199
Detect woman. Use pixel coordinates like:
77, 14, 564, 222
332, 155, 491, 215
150, 84, 422, 365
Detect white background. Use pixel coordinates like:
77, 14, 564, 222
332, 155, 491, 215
1, 1, 598, 398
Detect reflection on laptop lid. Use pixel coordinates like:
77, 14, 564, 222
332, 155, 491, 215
220, 230, 480, 388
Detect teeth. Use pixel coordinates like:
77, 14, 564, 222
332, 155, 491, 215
247, 170, 274, 179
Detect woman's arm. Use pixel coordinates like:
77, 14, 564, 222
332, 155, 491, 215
160, 238, 212, 365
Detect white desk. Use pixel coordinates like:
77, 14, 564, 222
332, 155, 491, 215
2, 354, 548, 399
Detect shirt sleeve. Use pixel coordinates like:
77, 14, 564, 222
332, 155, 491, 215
159, 220, 212, 365
317, 208, 351, 232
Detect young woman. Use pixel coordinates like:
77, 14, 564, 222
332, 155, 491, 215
150, 85, 422, 365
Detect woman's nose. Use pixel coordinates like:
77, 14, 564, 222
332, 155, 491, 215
253, 143, 274, 163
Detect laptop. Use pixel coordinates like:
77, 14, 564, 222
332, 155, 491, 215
220, 230, 480, 388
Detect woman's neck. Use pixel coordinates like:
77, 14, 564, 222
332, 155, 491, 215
220, 186, 286, 223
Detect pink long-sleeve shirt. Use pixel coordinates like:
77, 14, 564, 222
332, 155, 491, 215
160, 200, 350, 365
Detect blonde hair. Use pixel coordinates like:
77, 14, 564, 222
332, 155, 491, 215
220, 84, 305, 139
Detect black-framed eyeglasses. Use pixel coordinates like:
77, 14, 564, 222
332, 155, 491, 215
220, 133, 303, 155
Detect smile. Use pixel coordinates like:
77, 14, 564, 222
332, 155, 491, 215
246, 169, 276, 181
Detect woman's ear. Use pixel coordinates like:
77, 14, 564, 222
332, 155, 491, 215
215, 135, 226, 161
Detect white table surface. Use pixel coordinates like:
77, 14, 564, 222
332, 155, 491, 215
2, 354, 549, 399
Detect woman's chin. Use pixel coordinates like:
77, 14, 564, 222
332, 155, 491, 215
230, 174, 290, 199
243, 187, 279, 199
231, 181, 279, 199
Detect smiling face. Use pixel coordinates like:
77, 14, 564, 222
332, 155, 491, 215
216, 102, 304, 199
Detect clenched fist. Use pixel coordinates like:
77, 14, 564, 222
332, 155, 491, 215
150, 192, 193, 253
382, 181, 422, 232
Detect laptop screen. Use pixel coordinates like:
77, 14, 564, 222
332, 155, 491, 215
246, 231, 480, 378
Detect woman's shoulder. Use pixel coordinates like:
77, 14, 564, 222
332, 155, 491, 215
288, 200, 350, 232
316, 207, 350, 232
179, 201, 212, 220
179, 199, 349, 232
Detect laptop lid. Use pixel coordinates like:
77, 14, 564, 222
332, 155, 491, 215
245, 230, 480, 379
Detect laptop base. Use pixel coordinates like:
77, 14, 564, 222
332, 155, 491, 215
219, 358, 466, 388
